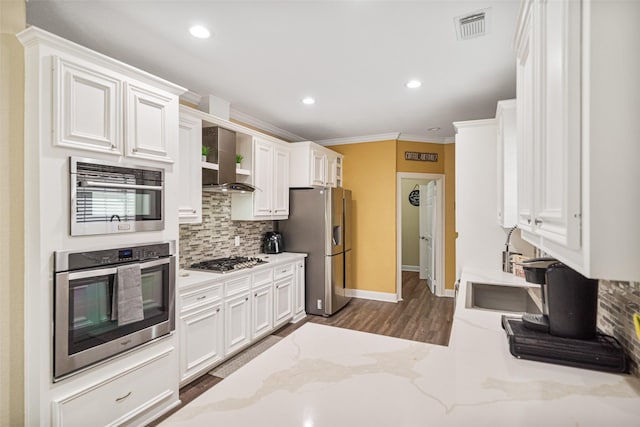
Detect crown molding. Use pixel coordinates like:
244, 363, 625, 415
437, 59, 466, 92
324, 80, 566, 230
316, 133, 401, 147
452, 118, 496, 133
444, 136, 455, 144
229, 109, 307, 142
397, 133, 455, 144
180, 90, 202, 107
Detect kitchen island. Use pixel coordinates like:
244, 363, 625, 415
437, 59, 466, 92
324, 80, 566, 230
161, 268, 640, 426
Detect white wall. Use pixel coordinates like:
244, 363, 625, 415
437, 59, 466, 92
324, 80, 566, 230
454, 119, 508, 275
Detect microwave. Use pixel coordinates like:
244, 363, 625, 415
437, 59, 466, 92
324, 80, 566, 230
70, 157, 164, 236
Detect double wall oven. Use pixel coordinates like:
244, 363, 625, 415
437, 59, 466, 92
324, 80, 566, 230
53, 241, 175, 380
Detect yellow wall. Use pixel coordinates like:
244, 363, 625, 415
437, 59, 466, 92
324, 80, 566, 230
330, 139, 457, 295
330, 140, 397, 294
401, 178, 431, 267
443, 144, 456, 291
0, 1, 25, 426
397, 141, 456, 291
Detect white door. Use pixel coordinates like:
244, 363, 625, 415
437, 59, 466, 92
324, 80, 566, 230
419, 182, 437, 294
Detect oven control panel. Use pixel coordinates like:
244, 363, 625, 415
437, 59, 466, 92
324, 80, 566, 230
57, 242, 174, 272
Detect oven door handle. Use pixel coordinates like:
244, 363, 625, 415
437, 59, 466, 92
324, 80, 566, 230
66, 257, 172, 281
78, 180, 163, 191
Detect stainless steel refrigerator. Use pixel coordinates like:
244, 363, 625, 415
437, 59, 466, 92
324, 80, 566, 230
279, 187, 352, 316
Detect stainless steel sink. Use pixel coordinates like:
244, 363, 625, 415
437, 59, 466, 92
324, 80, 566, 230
465, 282, 542, 314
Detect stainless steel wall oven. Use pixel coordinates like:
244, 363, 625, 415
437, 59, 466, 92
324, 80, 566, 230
53, 241, 175, 380
70, 157, 164, 236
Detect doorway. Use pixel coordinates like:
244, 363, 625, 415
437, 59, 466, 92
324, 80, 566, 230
396, 172, 445, 301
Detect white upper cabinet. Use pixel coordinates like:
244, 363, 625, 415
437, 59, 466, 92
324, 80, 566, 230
125, 82, 177, 163
515, 0, 580, 245
41, 29, 185, 162
496, 99, 518, 228
290, 141, 343, 188
231, 137, 290, 220
252, 138, 275, 216
178, 107, 203, 224
53, 56, 122, 154
514, 0, 640, 281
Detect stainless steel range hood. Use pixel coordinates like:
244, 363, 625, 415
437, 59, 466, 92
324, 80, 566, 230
202, 127, 255, 192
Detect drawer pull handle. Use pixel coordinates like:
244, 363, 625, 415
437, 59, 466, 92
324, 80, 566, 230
197, 296, 207, 301
534, 218, 543, 225
120, 339, 131, 347
115, 391, 132, 402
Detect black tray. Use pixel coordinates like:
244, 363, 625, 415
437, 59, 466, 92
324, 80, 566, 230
502, 316, 628, 373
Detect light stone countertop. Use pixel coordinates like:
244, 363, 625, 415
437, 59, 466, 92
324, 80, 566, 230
177, 252, 307, 289
162, 266, 640, 426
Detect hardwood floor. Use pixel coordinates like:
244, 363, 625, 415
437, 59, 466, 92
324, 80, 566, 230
278, 271, 454, 346
148, 271, 453, 425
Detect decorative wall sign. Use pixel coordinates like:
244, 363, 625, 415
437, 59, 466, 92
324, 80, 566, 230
405, 151, 438, 162
409, 185, 420, 206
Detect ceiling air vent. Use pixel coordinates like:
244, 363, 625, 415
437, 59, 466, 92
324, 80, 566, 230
455, 9, 491, 40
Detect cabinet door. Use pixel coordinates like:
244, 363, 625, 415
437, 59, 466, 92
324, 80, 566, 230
533, 0, 581, 249
325, 154, 338, 188
253, 138, 274, 216
252, 284, 273, 339
515, 1, 536, 234
180, 302, 223, 384
310, 149, 326, 186
125, 82, 175, 163
274, 277, 294, 328
178, 112, 202, 224
294, 261, 305, 316
272, 146, 290, 216
53, 56, 122, 154
224, 292, 251, 356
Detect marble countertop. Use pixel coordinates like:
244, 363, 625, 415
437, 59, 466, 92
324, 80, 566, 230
162, 267, 640, 426
178, 252, 307, 289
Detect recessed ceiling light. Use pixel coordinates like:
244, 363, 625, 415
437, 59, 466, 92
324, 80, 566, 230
406, 80, 422, 89
302, 97, 316, 105
189, 25, 210, 39
427, 127, 441, 132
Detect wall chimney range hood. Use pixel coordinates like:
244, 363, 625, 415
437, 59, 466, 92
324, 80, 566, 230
202, 127, 255, 193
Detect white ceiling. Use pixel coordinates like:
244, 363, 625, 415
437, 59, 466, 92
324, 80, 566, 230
26, 0, 521, 143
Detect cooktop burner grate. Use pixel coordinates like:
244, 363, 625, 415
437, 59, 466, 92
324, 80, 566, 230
190, 256, 267, 273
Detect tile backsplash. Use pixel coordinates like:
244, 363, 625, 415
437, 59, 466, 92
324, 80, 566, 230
597, 280, 640, 377
179, 191, 275, 268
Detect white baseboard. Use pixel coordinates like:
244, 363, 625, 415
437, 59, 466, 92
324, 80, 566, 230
401, 265, 420, 272
345, 288, 398, 303
439, 288, 455, 298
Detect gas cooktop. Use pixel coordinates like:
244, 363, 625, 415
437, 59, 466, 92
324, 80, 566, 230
190, 256, 267, 273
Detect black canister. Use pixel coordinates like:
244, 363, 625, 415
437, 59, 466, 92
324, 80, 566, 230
546, 263, 599, 339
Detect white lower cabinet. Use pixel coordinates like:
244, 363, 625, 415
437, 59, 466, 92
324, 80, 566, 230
52, 349, 175, 427
293, 261, 306, 322
274, 277, 294, 328
177, 256, 306, 388
179, 302, 223, 385
252, 284, 273, 340
224, 291, 251, 356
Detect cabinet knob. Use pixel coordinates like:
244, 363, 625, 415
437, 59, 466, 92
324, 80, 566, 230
110, 144, 116, 150
527, 218, 532, 224
217, 308, 220, 313
254, 293, 258, 297
534, 218, 543, 225
192, 209, 197, 213
245, 297, 249, 301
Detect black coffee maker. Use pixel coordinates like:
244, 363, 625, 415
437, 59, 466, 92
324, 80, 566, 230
519, 258, 598, 339
502, 258, 627, 373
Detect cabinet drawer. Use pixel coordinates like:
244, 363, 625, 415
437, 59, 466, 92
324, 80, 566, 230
53, 349, 175, 427
225, 275, 251, 296
180, 282, 223, 311
252, 267, 273, 287
274, 263, 294, 280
